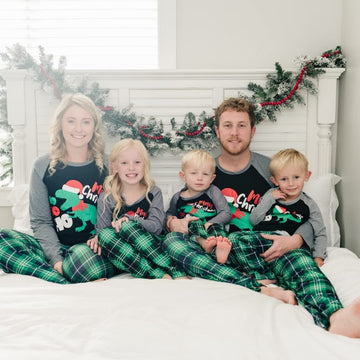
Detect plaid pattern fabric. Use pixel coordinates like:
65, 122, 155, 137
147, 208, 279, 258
188, 221, 227, 244
227, 231, 276, 281
230, 231, 343, 329
0, 228, 69, 284
99, 222, 187, 279
62, 243, 116, 283
0, 228, 116, 284
162, 231, 261, 290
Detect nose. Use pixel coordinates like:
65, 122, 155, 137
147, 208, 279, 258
74, 121, 82, 132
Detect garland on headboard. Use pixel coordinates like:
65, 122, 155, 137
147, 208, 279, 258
0, 45, 346, 183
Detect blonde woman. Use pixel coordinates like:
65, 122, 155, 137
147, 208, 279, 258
0, 93, 116, 283
91, 138, 187, 279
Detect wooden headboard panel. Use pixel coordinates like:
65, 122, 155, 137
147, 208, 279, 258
0, 68, 344, 193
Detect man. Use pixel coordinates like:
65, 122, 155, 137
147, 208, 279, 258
163, 97, 360, 336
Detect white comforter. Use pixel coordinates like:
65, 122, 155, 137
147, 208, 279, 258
1, 247, 360, 360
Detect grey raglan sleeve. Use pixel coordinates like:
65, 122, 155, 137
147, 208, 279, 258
165, 191, 181, 218
126, 186, 165, 235
206, 185, 231, 224
29, 155, 63, 267
305, 196, 327, 259
250, 189, 276, 226
95, 192, 115, 234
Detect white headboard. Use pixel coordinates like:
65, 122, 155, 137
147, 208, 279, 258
0, 68, 344, 196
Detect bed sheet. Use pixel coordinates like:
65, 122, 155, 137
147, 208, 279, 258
0, 247, 360, 360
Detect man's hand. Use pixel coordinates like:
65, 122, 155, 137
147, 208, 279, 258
260, 233, 303, 262
167, 216, 199, 234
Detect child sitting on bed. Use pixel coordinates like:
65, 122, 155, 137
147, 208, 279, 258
165, 150, 232, 264
87, 138, 187, 280
233, 148, 326, 282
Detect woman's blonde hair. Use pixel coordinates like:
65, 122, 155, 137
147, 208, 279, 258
181, 150, 216, 174
104, 138, 154, 220
48, 93, 105, 175
270, 148, 309, 176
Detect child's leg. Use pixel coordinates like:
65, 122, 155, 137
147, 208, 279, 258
0, 228, 69, 284
270, 248, 343, 329
120, 221, 187, 279
62, 243, 117, 283
228, 230, 276, 281
98, 227, 167, 279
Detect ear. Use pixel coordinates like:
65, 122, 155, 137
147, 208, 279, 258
305, 170, 312, 182
214, 126, 220, 139
250, 125, 256, 139
210, 174, 216, 183
270, 176, 278, 186
179, 171, 186, 182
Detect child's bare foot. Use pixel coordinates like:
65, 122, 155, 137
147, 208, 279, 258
162, 274, 173, 280
260, 286, 298, 305
258, 279, 277, 286
92, 278, 107, 282
215, 236, 232, 264
329, 297, 360, 338
200, 236, 218, 253
174, 276, 190, 280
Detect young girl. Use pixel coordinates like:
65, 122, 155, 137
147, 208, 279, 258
90, 138, 187, 279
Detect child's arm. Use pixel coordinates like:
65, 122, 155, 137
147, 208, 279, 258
306, 196, 327, 263
204, 185, 231, 228
249, 189, 277, 226
130, 186, 165, 235
95, 192, 115, 234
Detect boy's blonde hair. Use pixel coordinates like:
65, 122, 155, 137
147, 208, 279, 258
181, 150, 216, 173
49, 93, 105, 175
270, 148, 309, 176
104, 138, 154, 220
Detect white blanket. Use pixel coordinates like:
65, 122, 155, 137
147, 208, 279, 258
0, 247, 360, 360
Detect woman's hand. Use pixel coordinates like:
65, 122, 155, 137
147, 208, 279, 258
112, 216, 129, 232
53, 261, 64, 275
87, 235, 102, 256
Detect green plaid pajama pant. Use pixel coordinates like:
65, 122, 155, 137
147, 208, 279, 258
0, 228, 116, 284
188, 220, 227, 244
98, 220, 187, 279
163, 230, 343, 329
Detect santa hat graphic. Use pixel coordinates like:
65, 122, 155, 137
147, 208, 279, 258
62, 180, 84, 199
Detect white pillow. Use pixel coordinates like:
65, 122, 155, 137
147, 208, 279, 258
303, 173, 341, 247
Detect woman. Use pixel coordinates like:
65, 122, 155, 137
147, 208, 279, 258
0, 93, 116, 283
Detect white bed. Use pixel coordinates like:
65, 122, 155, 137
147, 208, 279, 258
1, 68, 360, 359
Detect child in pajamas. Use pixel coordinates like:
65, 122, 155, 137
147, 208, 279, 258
89, 138, 187, 279
166, 150, 232, 263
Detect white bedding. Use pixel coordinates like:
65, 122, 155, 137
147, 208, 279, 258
1, 247, 360, 360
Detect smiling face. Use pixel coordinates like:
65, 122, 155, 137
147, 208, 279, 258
61, 105, 95, 152
215, 110, 256, 156
271, 164, 311, 201
112, 145, 145, 186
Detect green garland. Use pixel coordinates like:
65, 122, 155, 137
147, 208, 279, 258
0, 44, 346, 184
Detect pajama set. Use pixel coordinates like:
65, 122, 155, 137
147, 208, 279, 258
166, 184, 231, 243
163, 152, 343, 329
235, 188, 327, 281
0, 154, 116, 284
97, 186, 187, 279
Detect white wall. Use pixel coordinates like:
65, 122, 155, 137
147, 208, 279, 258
337, 0, 360, 255
176, 0, 342, 69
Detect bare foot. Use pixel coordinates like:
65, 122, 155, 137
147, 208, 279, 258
199, 236, 217, 253
92, 278, 107, 282
260, 286, 298, 305
258, 279, 277, 286
215, 236, 232, 264
329, 297, 360, 338
162, 274, 173, 280
174, 276, 190, 280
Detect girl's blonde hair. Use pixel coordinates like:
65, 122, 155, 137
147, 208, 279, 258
181, 150, 216, 174
49, 93, 105, 175
270, 148, 309, 176
104, 138, 154, 220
